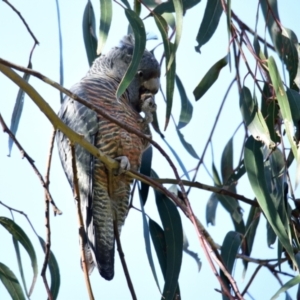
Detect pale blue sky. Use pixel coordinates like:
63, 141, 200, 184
0, 0, 299, 299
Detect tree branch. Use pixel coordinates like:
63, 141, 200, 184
70, 143, 94, 300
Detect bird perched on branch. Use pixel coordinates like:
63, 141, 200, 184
56, 35, 160, 280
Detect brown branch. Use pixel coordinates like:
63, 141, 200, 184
3, 0, 39, 45
114, 220, 137, 300
241, 264, 262, 296
154, 178, 258, 207
70, 143, 94, 300
231, 10, 275, 51
0, 113, 62, 215
40, 129, 56, 299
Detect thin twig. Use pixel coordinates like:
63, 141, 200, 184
241, 265, 262, 296
0, 113, 62, 215
154, 178, 257, 206
40, 129, 56, 298
70, 143, 94, 300
114, 220, 137, 300
2, 0, 39, 45
187, 78, 236, 194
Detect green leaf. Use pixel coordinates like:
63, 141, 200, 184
220, 231, 241, 300
162, 13, 175, 30
120, 0, 131, 9
271, 275, 300, 300
260, 83, 280, 144
212, 161, 222, 186
240, 86, 275, 149
244, 136, 296, 267
294, 44, 300, 90
176, 75, 193, 129
82, 1, 98, 66
139, 193, 161, 293
286, 87, 300, 124
0, 217, 38, 296
244, 206, 260, 274
217, 194, 243, 224
268, 56, 300, 185
38, 237, 60, 300
206, 193, 219, 226
134, 0, 141, 15
12, 237, 29, 297
225, 159, 246, 186
116, 9, 146, 99
193, 56, 228, 101
175, 127, 199, 159
221, 137, 234, 183
54, 0, 64, 103
149, 218, 167, 277
195, 0, 223, 52
149, 217, 181, 298
154, 175, 183, 300
8, 62, 31, 156
0, 262, 26, 300
261, 1, 298, 87
97, 0, 112, 55
153, 13, 175, 130
166, 0, 183, 71
139, 147, 153, 206
152, 0, 201, 15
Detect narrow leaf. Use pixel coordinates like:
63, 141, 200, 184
220, 231, 241, 300
240, 86, 275, 149
175, 127, 199, 159
0, 262, 26, 300
8, 62, 31, 156
97, 0, 112, 55
153, 13, 175, 130
154, 171, 183, 300
268, 56, 300, 186
193, 56, 228, 101
286, 88, 300, 124
152, 0, 201, 15
244, 206, 260, 274
38, 237, 60, 300
176, 75, 193, 129
260, 83, 280, 144
271, 275, 300, 300
244, 137, 297, 267
206, 193, 219, 226
0, 217, 38, 296
195, 0, 223, 52
221, 137, 234, 183
116, 9, 146, 99
139, 193, 161, 293
54, 0, 64, 103
166, 0, 183, 70
12, 237, 29, 297
149, 219, 167, 278
82, 1, 98, 66
261, 1, 298, 87
139, 147, 153, 206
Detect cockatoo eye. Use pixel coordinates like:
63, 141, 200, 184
138, 70, 143, 77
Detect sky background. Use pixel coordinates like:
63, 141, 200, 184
0, 0, 300, 299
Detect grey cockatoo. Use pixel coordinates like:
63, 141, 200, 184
56, 35, 160, 280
